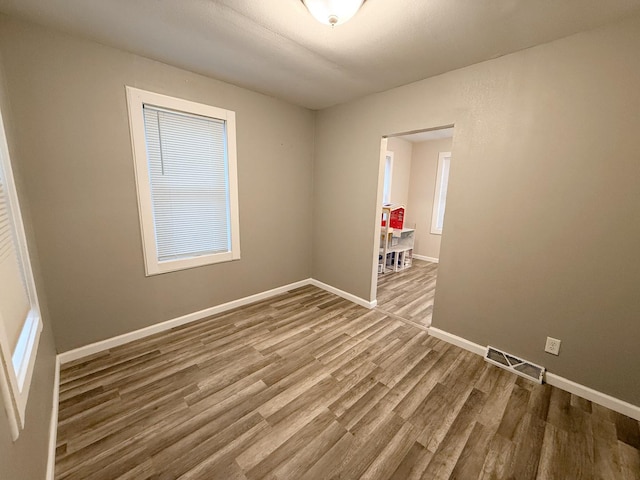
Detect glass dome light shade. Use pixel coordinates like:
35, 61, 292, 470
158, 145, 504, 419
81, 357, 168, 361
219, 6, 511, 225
302, 0, 365, 26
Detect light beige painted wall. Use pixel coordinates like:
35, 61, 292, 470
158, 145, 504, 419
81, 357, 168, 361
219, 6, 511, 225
0, 15, 315, 352
406, 137, 453, 260
0, 48, 57, 480
313, 14, 640, 405
385, 137, 412, 207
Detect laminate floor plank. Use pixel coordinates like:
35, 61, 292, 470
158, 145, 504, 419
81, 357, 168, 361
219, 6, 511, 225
477, 433, 516, 480
389, 441, 434, 480
244, 410, 338, 480
449, 422, 494, 480
268, 419, 346, 480
55, 286, 640, 479
421, 388, 487, 479
506, 413, 547, 480
376, 259, 438, 327
298, 431, 355, 480
615, 411, 640, 449
618, 441, 640, 480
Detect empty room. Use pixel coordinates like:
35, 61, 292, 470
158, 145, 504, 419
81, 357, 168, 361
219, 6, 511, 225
0, 1, 639, 479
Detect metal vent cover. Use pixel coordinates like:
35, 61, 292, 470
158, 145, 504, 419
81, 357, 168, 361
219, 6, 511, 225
485, 346, 545, 384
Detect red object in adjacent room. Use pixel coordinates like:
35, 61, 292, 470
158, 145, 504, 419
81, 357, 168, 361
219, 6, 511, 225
381, 206, 405, 229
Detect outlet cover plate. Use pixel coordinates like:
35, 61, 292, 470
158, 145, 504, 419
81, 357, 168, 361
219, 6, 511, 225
545, 337, 561, 355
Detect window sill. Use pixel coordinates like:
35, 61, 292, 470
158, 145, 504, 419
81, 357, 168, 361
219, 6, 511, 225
145, 251, 241, 276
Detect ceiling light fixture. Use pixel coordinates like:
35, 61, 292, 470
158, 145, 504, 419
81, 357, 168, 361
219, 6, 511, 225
302, 0, 366, 27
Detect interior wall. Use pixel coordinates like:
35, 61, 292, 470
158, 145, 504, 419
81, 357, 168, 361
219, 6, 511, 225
313, 14, 640, 405
0, 15, 316, 352
406, 137, 453, 260
0, 48, 57, 480
385, 137, 412, 207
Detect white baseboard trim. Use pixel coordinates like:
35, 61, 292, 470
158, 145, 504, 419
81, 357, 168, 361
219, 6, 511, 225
58, 279, 313, 364
427, 326, 640, 421
58, 278, 376, 365
427, 327, 487, 356
545, 373, 640, 421
413, 254, 439, 263
46, 356, 60, 480
310, 279, 377, 309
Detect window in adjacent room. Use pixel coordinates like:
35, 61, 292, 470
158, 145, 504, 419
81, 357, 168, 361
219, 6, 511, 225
126, 87, 240, 276
382, 151, 393, 205
0, 106, 43, 441
430, 152, 451, 235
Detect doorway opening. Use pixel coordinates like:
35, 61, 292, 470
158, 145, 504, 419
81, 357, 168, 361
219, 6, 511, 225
372, 125, 455, 329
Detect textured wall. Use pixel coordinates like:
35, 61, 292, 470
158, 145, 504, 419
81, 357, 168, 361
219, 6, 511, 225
386, 137, 413, 208
0, 16, 315, 352
406, 137, 453, 259
0, 47, 57, 480
313, 15, 640, 405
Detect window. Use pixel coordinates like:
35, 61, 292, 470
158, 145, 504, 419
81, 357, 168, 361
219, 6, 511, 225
126, 87, 240, 275
430, 152, 451, 235
382, 151, 393, 205
0, 106, 42, 441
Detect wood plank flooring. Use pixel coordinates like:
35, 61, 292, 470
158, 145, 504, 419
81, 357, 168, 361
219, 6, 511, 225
376, 259, 438, 328
55, 285, 640, 480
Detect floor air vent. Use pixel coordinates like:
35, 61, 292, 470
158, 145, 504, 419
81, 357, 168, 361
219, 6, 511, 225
484, 346, 545, 384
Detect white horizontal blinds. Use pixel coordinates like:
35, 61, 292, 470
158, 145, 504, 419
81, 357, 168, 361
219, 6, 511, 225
435, 156, 451, 231
143, 105, 231, 262
0, 179, 11, 261
0, 165, 30, 351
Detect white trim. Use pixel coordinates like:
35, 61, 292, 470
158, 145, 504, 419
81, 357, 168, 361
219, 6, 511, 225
0, 343, 19, 440
59, 279, 312, 364
370, 138, 389, 306
427, 327, 487, 356
310, 279, 377, 309
430, 151, 451, 235
46, 357, 60, 480
125, 86, 241, 276
545, 373, 640, 421
0, 313, 42, 431
413, 254, 439, 263
12, 311, 41, 389
58, 277, 377, 365
427, 326, 640, 421
0, 105, 42, 315
0, 99, 43, 437
382, 151, 393, 205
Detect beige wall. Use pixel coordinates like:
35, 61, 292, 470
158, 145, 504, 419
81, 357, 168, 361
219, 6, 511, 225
0, 14, 639, 467
313, 14, 640, 405
385, 137, 412, 207
0, 48, 57, 480
0, 16, 315, 352
406, 137, 453, 260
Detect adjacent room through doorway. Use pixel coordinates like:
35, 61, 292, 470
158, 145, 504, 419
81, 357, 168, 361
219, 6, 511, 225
374, 126, 455, 329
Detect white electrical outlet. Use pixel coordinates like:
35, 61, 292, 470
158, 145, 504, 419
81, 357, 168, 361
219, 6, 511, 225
545, 337, 561, 355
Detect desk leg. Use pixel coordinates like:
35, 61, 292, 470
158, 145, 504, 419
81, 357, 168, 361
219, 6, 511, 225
394, 250, 402, 272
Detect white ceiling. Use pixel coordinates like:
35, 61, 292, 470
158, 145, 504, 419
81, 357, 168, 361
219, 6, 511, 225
1, 0, 639, 110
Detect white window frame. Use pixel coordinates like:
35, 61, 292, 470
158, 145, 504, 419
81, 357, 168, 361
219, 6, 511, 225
430, 151, 451, 235
382, 151, 393, 205
0, 106, 43, 441
125, 87, 241, 276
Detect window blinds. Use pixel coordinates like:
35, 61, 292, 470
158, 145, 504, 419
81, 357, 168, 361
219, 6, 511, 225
143, 105, 231, 262
0, 166, 30, 351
